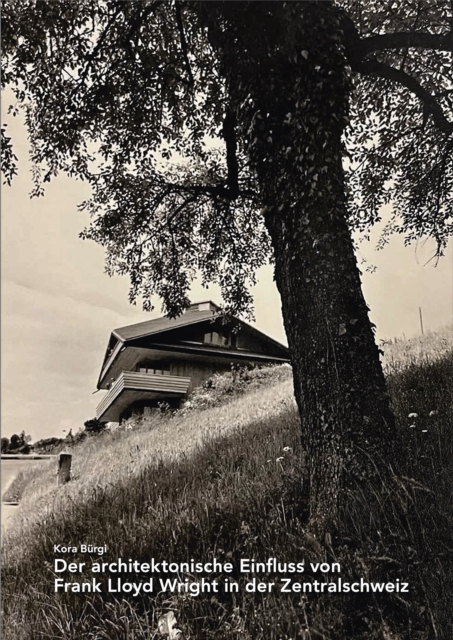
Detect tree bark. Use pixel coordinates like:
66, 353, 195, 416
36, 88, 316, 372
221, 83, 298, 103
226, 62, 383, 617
264, 173, 397, 539
202, 1, 397, 539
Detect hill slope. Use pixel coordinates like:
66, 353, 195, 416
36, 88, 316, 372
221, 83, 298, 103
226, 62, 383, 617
2, 331, 453, 640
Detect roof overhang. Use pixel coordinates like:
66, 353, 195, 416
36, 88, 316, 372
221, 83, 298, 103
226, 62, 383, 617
143, 341, 290, 363
97, 338, 125, 389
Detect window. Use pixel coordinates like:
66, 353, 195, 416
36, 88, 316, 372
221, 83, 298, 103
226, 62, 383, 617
203, 331, 237, 347
204, 331, 219, 344
138, 363, 171, 375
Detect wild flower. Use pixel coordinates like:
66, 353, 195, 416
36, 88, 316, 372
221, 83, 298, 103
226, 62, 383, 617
408, 413, 418, 418
429, 410, 438, 416
409, 425, 416, 429
283, 446, 292, 453
276, 456, 284, 462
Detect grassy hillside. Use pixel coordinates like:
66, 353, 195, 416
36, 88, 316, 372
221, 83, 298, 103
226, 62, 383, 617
2, 329, 452, 640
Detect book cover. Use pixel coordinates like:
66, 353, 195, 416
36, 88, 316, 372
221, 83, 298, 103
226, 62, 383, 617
2, 2, 452, 639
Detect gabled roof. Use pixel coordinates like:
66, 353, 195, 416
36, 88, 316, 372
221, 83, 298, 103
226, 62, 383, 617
113, 307, 220, 341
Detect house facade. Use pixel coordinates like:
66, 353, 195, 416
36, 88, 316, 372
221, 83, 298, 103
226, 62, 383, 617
95, 301, 290, 422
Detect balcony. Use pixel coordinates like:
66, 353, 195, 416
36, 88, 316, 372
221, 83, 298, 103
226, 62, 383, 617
95, 371, 191, 422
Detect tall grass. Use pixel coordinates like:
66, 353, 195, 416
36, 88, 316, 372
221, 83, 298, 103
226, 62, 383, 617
2, 332, 452, 639
381, 326, 452, 374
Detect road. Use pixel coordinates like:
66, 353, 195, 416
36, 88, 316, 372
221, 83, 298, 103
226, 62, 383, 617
1, 459, 44, 532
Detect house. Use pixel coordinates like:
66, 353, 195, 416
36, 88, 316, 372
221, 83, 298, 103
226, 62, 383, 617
95, 301, 290, 422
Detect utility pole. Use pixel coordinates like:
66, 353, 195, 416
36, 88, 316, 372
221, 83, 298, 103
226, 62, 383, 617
419, 306, 424, 336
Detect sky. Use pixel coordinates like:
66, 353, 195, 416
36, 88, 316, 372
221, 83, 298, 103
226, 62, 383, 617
2, 114, 452, 442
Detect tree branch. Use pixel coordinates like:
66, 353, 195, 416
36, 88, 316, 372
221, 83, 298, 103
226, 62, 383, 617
340, 9, 453, 64
358, 58, 453, 134
161, 179, 257, 200
175, 1, 194, 87
76, 1, 124, 89
360, 31, 453, 55
222, 108, 239, 199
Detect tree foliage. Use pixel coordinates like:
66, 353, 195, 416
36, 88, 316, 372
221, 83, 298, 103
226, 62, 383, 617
2, 0, 451, 316
84, 417, 106, 434
1, 437, 10, 453
6, 431, 31, 452
343, 1, 453, 251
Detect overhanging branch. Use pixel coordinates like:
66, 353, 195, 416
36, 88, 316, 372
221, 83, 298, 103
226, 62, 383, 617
361, 31, 453, 55
358, 58, 453, 134
338, 12, 453, 135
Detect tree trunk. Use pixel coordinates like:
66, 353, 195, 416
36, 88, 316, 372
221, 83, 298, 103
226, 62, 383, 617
202, 1, 397, 539
264, 174, 397, 540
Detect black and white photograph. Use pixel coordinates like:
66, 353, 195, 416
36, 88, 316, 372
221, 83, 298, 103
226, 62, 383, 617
1, 1, 452, 638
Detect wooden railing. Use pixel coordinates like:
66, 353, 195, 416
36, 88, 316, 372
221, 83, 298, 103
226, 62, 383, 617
96, 371, 191, 421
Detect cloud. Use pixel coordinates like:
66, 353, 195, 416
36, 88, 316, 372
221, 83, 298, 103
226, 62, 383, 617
1, 280, 146, 440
